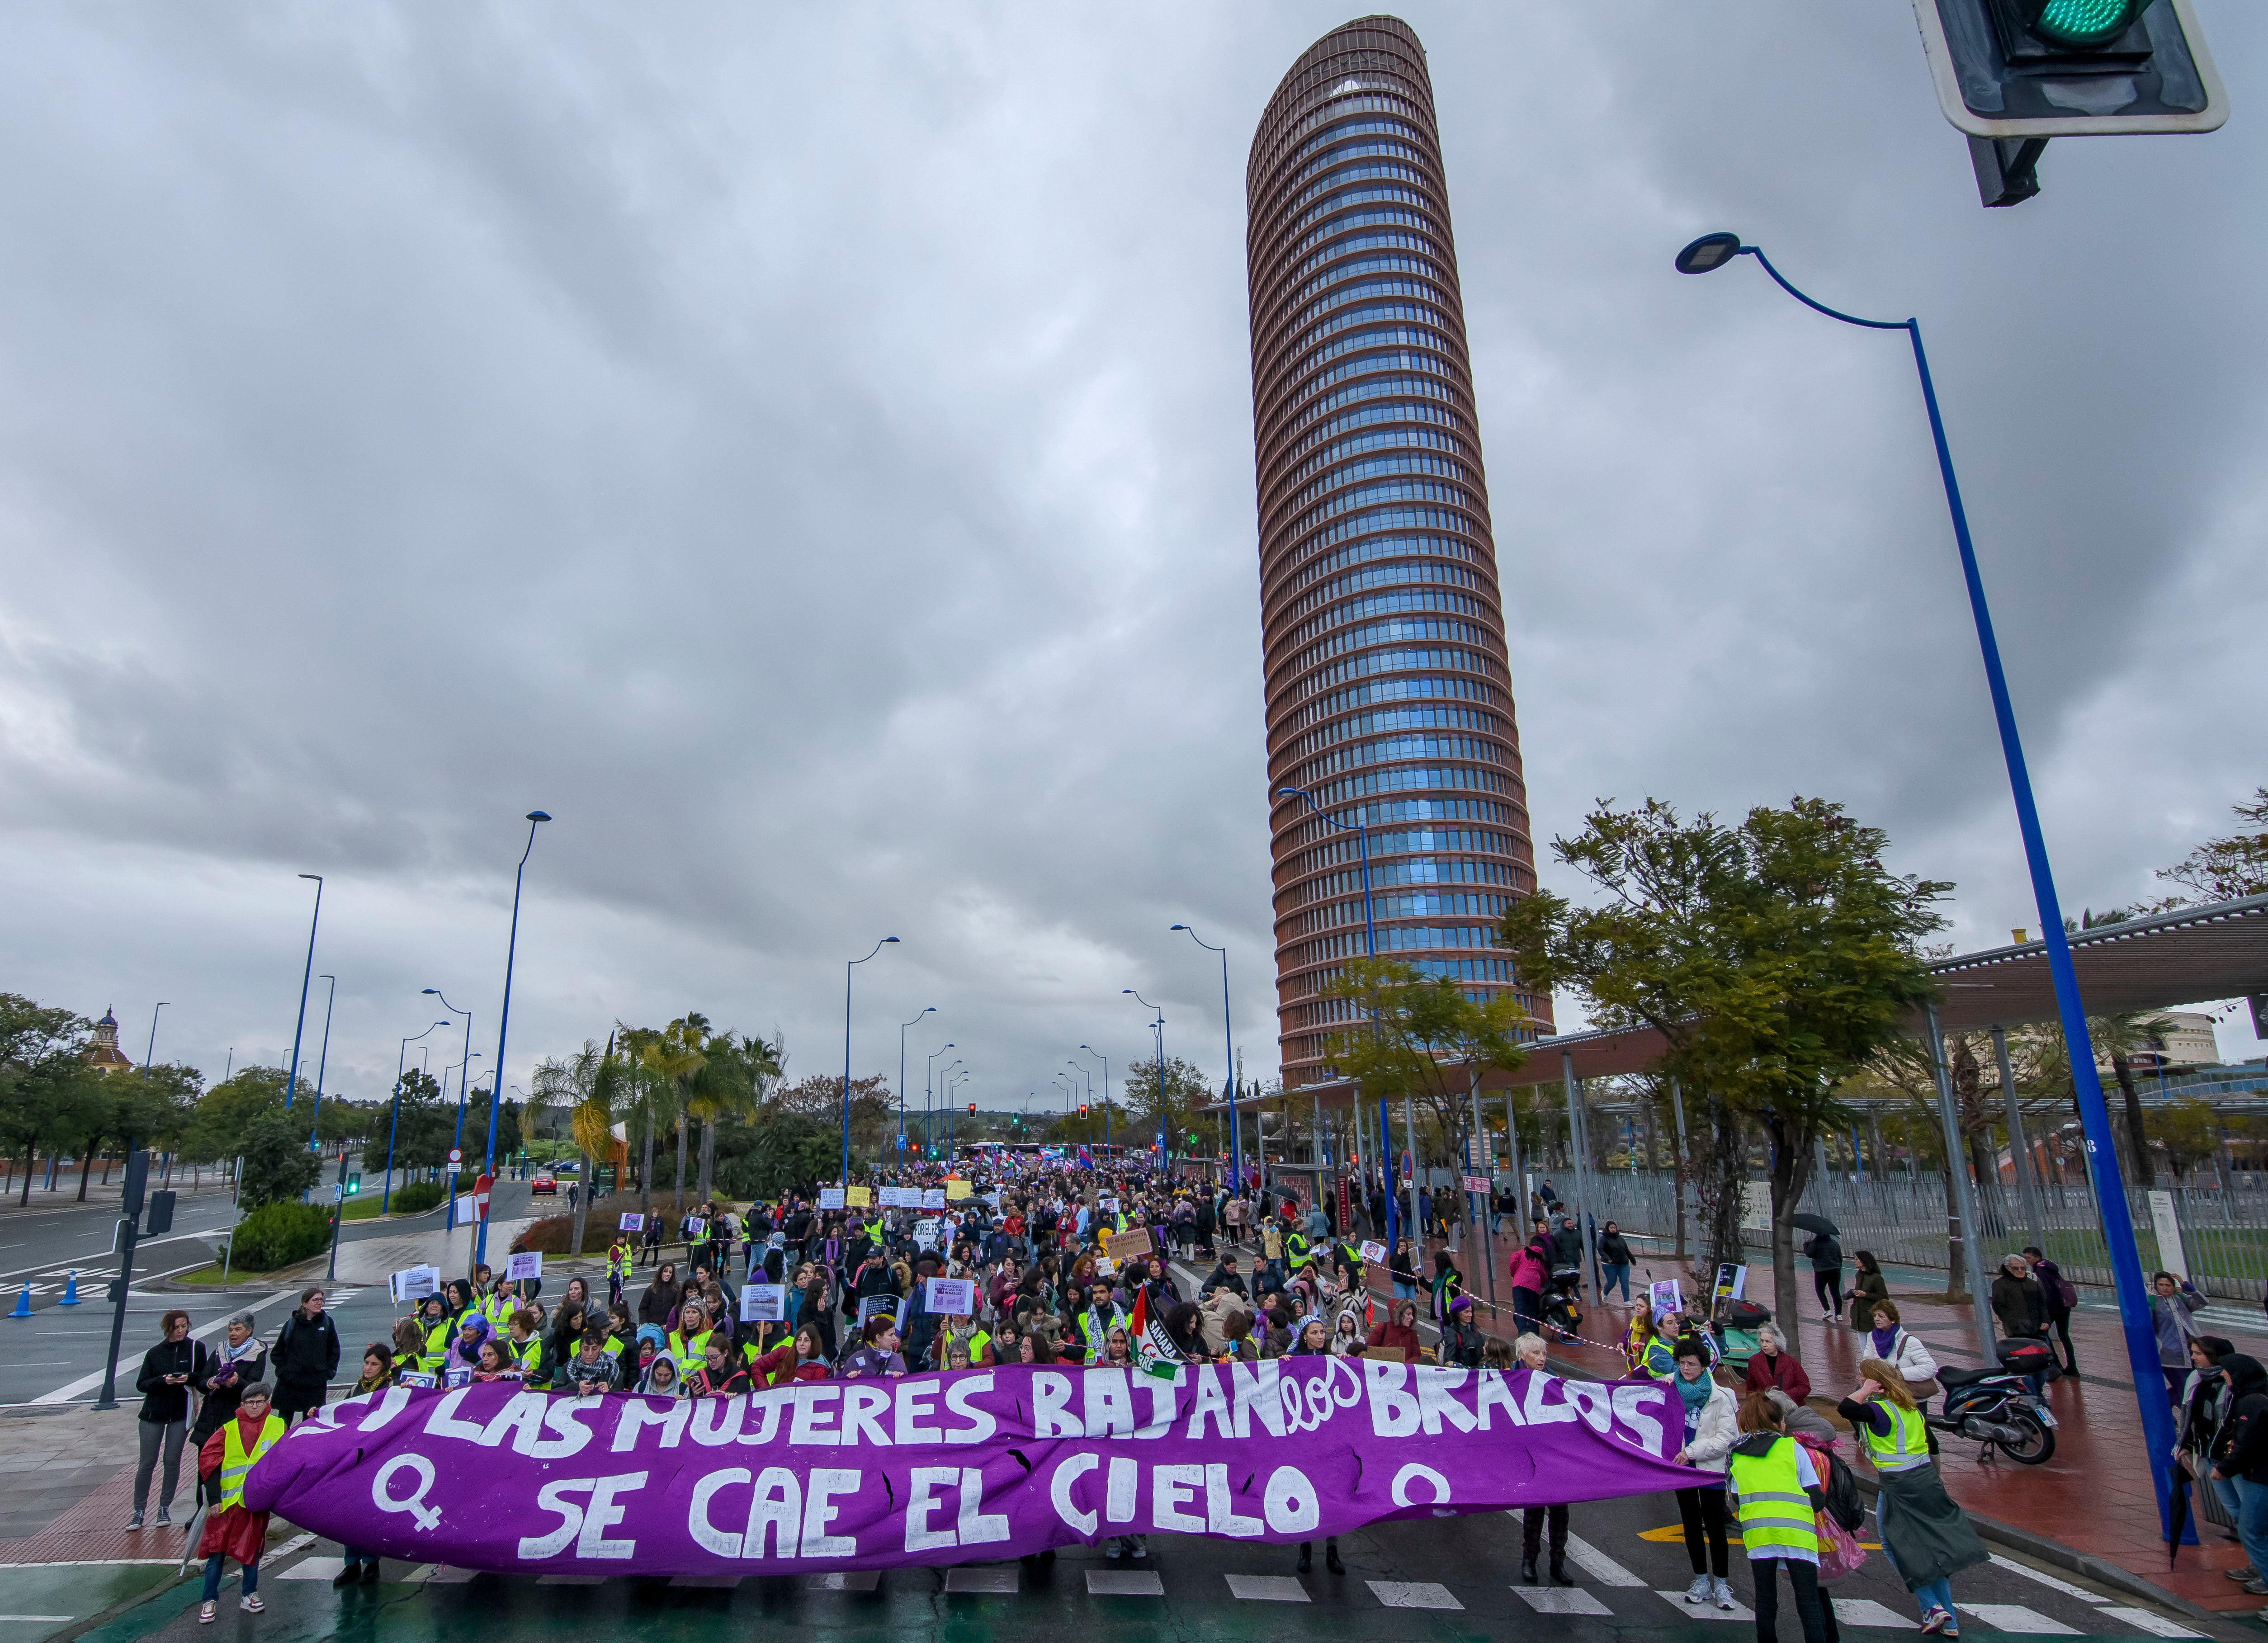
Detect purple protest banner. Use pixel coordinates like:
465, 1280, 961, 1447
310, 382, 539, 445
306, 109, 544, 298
244, 1360, 1694, 1576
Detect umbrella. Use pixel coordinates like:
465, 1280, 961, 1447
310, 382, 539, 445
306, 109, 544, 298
2167, 1467, 2192, 1567
175, 1479, 208, 1578
1790, 1213, 1839, 1237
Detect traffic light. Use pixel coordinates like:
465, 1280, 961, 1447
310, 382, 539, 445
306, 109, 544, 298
1080, 1104, 1089, 1116
1912, 0, 2225, 206
967, 1103, 976, 1117
345, 1175, 360, 1197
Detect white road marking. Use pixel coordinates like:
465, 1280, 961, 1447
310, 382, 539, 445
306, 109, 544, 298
1957, 1603, 2080, 1634
1370, 1581, 1462, 1610
667, 1575, 739, 1589
279, 1558, 345, 1582
1564, 1532, 1646, 1586
1226, 1574, 1311, 1602
31, 1287, 296, 1403
805, 1572, 877, 1591
2097, 1607, 2205, 1638
421, 1567, 479, 1585
534, 1574, 605, 1586
1985, 1553, 2111, 1605
1087, 1570, 1163, 1595
1658, 1589, 1755, 1621
1830, 1598, 1922, 1628
1512, 1587, 1613, 1615
942, 1567, 1017, 1593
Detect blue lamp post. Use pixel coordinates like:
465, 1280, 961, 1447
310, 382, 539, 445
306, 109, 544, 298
1124, 991, 1165, 1157
474, 810, 550, 1270
841, 938, 900, 1184
1675, 230, 2180, 1529
282, 874, 323, 1109
383, 1020, 450, 1213
1171, 925, 1238, 1187
304, 975, 337, 1151
1277, 783, 1384, 1223
898, 1007, 936, 1158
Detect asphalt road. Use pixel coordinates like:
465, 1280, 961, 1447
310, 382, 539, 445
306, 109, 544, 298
53, 1478, 2220, 1643
0, 1168, 540, 1407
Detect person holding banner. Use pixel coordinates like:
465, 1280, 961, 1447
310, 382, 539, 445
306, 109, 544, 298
1670, 1338, 1741, 1611
840, 1314, 907, 1378
192, 1381, 281, 1623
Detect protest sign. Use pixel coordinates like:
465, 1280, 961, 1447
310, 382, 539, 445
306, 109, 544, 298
506, 1252, 543, 1284
923, 1278, 976, 1317
250, 1363, 1692, 1577
855, 1294, 907, 1334
944, 1179, 970, 1200
388, 1266, 441, 1305
920, 1189, 945, 1211
846, 1187, 872, 1209
1359, 1240, 1387, 1265
684, 1218, 707, 1240
619, 1213, 645, 1233
1098, 1196, 1119, 1213
1647, 1279, 1682, 1317
1103, 1228, 1153, 1263
912, 1218, 940, 1249
879, 1187, 917, 1209
817, 1188, 846, 1210
740, 1285, 787, 1324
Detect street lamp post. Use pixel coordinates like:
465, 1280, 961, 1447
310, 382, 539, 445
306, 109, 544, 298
282, 874, 323, 1109
305, 975, 337, 1152
385, 1021, 450, 1214
1172, 925, 1238, 1188
476, 810, 551, 1270
424, 989, 473, 1230
932, 1058, 962, 1153
1676, 230, 2181, 1527
899, 1007, 936, 1160
1076, 1046, 1109, 1157
841, 939, 901, 1184
1125, 991, 1166, 1157
924, 1043, 954, 1155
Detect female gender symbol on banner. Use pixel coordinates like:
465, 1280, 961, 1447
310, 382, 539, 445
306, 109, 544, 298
373, 1454, 442, 1530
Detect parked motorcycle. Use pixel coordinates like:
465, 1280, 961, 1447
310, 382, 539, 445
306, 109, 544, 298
1929, 1340, 2058, 1464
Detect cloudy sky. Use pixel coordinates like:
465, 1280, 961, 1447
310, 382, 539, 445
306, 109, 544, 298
4, 3, 2263, 1122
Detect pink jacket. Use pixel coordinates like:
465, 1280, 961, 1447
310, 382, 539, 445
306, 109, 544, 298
1508, 1246, 1547, 1292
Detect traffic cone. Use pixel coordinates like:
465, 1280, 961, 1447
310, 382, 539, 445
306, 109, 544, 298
58, 1270, 79, 1306
9, 1284, 28, 1318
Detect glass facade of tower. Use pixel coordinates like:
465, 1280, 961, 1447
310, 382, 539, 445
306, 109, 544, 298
1247, 14, 1551, 1086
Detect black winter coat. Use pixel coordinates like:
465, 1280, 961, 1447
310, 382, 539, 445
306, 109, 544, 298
271, 1308, 340, 1390
136, 1337, 209, 1424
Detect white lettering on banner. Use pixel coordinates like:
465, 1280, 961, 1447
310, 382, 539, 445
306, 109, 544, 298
1476, 1368, 1526, 1430
1186, 1365, 1233, 1440
1563, 1380, 1614, 1434
1083, 1367, 1135, 1438
942, 1372, 996, 1444
691, 1398, 744, 1447
579, 1473, 646, 1559
1523, 1373, 1578, 1426
371, 1454, 442, 1531
424, 1388, 491, 1444
893, 1381, 942, 1446
841, 1385, 891, 1447
612, 1398, 691, 1452
1205, 1464, 1263, 1537
1229, 1360, 1287, 1438
905, 1467, 958, 1554
690, 1468, 748, 1557
1106, 1456, 1138, 1524
1136, 1369, 1181, 1438
746, 1468, 801, 1558
800, 1468, 860, 1558
957, 1468, 1009, 1545
1263, 1465, 1320, 1533
1390, 1463, 1451, 1508
1031, 1371, 1079, 1438
1611, 1384, 1666, 1452
1418, 1367, 1478, 1435
520, 1479, 592, 1560
477, 1392, 594, 1459
789, 1385, 842, 1446
1049, 1453, 1099, 1535
740, 1388, 790, 1445
1366, 1360, 1420, 1437
1154, 1463, 1205, 1532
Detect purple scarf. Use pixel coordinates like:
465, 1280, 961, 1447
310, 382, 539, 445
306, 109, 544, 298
1869, 1325, 1898, 1361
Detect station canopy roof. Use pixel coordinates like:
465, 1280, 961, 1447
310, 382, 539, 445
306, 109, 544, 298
1209, 892, 2268, 1110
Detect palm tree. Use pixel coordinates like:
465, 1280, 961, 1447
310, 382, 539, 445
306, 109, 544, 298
532, 1038, 627, 1258
686, 1032, 781, 1199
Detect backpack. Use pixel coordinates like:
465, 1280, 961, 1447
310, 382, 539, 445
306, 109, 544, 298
1815, 1440, 1866, 1533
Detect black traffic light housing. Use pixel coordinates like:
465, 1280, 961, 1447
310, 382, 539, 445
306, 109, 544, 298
1912, 0, 2225, 206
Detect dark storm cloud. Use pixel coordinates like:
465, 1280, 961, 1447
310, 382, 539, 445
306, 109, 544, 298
3, 3, 2262, 1106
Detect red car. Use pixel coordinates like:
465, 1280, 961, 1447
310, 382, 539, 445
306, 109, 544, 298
531, 1172, 557, 1195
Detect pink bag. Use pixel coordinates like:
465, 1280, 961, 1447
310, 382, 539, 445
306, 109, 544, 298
1815, 1509, 1868, 1583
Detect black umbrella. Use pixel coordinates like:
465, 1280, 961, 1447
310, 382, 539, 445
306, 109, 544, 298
2167, 1469, 2192, 1567
1790, 1213, 1839, 1237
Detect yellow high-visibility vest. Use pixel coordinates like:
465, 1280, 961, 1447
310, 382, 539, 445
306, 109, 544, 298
217, 1413, 286, 1512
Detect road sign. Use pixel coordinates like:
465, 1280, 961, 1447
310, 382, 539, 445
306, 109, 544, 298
447, 1148, 463, 1166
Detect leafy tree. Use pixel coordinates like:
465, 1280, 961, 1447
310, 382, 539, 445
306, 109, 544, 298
2158, 788, 2268, 903
1323, 958, 1531, 1181
238, 1111, 322, 1208
771, 1073, 891, 1166
714, 1112, 835, 1199
1499, 796, 1947, 1341
534, 1039, 632, 1256
182, 1067, 290, 1163
0, 996, 96, 1207
2148, 1097, 2221, 1183
1118, 1055, 1214, 1162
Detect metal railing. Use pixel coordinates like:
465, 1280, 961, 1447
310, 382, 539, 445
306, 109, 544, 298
1565, 1169, 2268, 1303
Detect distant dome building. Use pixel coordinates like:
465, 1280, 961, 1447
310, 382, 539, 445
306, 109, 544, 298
86, 1007, 136, 1072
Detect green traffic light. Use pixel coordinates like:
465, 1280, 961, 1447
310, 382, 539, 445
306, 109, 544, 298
2027, 0, 2151, 47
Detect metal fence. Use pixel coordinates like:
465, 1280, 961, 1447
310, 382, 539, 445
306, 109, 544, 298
1566, 1169, 2268, 1303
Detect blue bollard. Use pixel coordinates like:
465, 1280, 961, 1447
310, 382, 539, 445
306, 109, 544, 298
58, 1271, 79, 1307
8, 1285, 28, 1318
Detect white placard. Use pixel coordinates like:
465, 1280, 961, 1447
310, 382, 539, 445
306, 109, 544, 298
924, 1277, 976, 1316
618, 1212, 645, 1232
397, 1369, 437, 1390
921, 1188, 946, 1210
2149, 1190, 2188, 1279
740, 1284, 787, 1323
1359, 1240, 1386, 1265
913, 1217, 940, 1248
1099, 1196, 1119, 1213
506, 1251, 543, 1283
685, 1216, 707, 1238
388, 1265, 441, 1304
880, 1186, 918, 1209
817, 1187, 846, 1210
1649, 1278, 1683, 1316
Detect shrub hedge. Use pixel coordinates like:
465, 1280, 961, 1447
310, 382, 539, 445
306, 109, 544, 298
227, 1202, 333, 1271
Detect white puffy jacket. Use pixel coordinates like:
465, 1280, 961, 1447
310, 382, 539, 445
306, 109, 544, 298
1678, 1381, 1741, 1476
